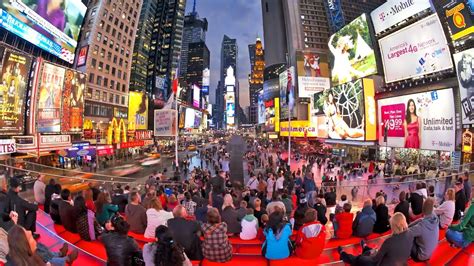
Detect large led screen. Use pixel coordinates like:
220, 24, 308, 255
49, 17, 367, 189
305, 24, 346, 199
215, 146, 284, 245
257, 90, 265, 124
61, 69, 84, 133
0, 0, 87, 63
193, 85, 200, 108
37, 62, 65, 133
443, 0, 474, 41
295, 50, 330, 98
184, 108, 195, 129
0, 50, 32, 135
264, 99, 275, 132
128, 91, 148, 130
315, 79, 376, 141
377, 88, 456, 151
328, 14, 377, 86
454, 48, 474, 124
279, 67, 296, 120
378, 14, 453, 84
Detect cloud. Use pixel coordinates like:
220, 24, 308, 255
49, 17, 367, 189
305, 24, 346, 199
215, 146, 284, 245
185, 0, 263, 108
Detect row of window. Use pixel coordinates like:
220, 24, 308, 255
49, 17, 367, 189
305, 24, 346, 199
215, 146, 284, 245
87, 72, 126, 93
86, 87, 126, 106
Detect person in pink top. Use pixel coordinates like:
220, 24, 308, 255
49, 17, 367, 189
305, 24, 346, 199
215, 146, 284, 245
404, 99, 421, 149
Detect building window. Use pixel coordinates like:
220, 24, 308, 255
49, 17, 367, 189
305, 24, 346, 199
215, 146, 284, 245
85, 31, 90, 39
86, 87, 92, 98
117, 69, 122, 78
99, 20, 104, 28
91, 58, 96, 67
102, 91, 107, 102
88, 73, 94, 83
109, 40, 114, 49
100, 48, 105, 58
96, 32, 102, 41
107, 52, 112, 60
96, 76, 102, 86
93, 45, 98, 55
112, 67, 116, 75
122, 84, 126, 92
115, 95, 119, 104
94, 90, 100, 100
106, 24, 111, 33
109, 93, 114, 103
116, 82, 120, 91
98, 62, 103, 71
103, 36, 108, 45
110, 80, 115, 90
121, 96, 125, 105
104, 78, 108, 87
112, 28, 116, 37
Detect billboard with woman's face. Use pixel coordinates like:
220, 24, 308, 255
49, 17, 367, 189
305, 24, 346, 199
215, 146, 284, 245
453, 48, 474, 124
377, 88, 456, 151
37, 62, 65, 133
61, 69, 85, 133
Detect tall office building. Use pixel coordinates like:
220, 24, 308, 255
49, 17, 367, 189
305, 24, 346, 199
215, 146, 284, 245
248, 38, 264, 124
216, 35, 238, 128
76, 0, 143, 127
185, 41, 210, 105
147, 0, 186, 98
179, 0, 208, 81
130, 0, 159, 92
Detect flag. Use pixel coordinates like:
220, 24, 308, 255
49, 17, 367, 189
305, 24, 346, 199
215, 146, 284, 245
163, 92, 175, 110
287, 67, 295, 111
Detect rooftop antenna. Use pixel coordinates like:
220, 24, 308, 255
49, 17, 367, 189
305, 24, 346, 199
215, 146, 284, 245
192, 0, 197, 14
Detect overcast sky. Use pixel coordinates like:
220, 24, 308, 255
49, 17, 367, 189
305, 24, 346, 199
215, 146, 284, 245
185, 0, 263, 109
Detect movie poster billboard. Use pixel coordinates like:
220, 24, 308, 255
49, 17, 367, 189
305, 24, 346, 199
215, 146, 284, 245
328, 14, 377, 86
257, 90, 265, 124
314, 79, 376, 141
61, 70, 85, 133
377, 88, 456, 151
378, 14, 453, 83
37, 62, 65, 133
0, 0, 87, 63
453, 48, 474, 124
0, 50, 31, 135
128, 91, 148, 130
295, 50, 330, 98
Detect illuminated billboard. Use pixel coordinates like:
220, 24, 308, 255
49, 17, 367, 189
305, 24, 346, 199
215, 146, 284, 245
184, 108, 195, 129
454, 48, 474, 124
279, 67, 296, 120
193, 84, 200, 108
0, 0, 87, 63
202, 68, 210, 94
257, 90, 265, 124
295, 50, 330, 98
264, 99, 275, 132
315, 79, 376, 140
37, 62, 65, 133
378, 14, 453, 83
128, 91, 148, 130
377, 88, 456, 151
443, 0, 474, 41
0, 50, 31, 135
328, 14, 377, 86
61, 69, 85, 133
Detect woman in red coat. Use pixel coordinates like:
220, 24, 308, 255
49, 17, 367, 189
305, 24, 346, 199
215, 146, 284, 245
295, 208, 327, 259
333, 203, 354, 239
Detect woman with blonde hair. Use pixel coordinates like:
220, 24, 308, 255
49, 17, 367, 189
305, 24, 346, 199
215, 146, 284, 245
435, 188, 456, 229
144, 198, 173, 238
338, 212, 412, 265
373, 195, 390, 233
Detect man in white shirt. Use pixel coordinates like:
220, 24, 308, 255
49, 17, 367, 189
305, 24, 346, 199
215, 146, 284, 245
266, 173, 276, 200
33, 174, 46, 205
276, 173, 285, 192
246, 174, 258, 191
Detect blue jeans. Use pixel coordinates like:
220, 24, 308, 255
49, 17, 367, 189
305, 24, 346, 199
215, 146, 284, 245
446, 229, 471, 248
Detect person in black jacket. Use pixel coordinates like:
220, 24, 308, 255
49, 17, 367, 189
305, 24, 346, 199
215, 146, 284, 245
409, 183, 425, 222
293, 194, 309, 230
167, 205, 203, 260
454, 180, 467, 221
6, 178, 39, 238
101, 215, 141, 266
373, 196, 390, 233
394, 191, 410, 223
313, 196, 328, 225
44, 179, 60, 214
58, 189, 77, 233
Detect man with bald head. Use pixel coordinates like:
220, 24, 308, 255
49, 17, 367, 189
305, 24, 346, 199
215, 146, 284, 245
167, 205, 203, 260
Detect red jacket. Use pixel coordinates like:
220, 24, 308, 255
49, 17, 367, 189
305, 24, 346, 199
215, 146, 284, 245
295, 221, 326, 259
334, 212, 354, 239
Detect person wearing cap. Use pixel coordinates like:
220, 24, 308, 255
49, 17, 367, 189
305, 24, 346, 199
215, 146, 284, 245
293, 193, 309, 231
6, 177, 39, 239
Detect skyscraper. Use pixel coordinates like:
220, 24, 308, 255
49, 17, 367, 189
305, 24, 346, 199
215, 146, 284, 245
130, 0, 159, 92
248, 38, 264, 124
76, 0, 143, 127
216, 35, 238, 128
179, 0, 208, 81
147, 0, 186, 98
185, 41, 210, 105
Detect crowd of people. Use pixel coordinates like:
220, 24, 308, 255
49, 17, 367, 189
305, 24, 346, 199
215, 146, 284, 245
0, 138, 471, 266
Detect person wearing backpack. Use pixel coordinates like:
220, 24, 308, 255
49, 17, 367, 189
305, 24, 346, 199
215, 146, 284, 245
295, 208, 326, 259
262, 208, 293, 260
353, 199, 376, 237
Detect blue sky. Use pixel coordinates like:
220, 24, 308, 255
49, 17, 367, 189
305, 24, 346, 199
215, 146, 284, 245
185, 0, 263, 108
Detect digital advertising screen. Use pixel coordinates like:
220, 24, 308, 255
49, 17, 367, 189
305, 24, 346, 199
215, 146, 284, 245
226, 102, 235, 118
328, 14, 377, 86
202, 68, 210, 94
37, 62, 65, 133
128, 91, 148, 130
184, 108, 195, 129
453, 48, 474, 125
264, 99, 275, 132
295, 50, 330, 98
194, 111, 202, 128
263, 78, 279, 101
377, 88, 456, 151
0, 50, 32, 135
61, 69, 85, 133
279, 67, 296, 121
257, 90, 265, 124
378, 14, 453, 83
316, 79, 376, 141
192, 84, 200, 108
443, 0, 474, 41
0, 0, 87, 63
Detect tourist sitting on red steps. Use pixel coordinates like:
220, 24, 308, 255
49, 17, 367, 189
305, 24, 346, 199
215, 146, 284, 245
295, 208, 326, 259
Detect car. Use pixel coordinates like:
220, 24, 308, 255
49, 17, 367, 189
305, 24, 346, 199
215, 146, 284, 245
188, 145, 197, 151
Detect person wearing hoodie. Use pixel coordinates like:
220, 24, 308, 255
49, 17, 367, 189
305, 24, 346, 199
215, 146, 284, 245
262, 208, 293, 260
352, 199, 376, 237
333, 203, 353, 239
434, 188, 455, 229
407, 197, 439, 262
240, 208, 259, 240
295, 208, 326, 259
446, 198, 474, 248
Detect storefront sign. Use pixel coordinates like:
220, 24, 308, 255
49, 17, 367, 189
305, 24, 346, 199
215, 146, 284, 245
378, 14, 453, 83
135, 130, 153, 140
39, 135, 71, 146
116, 140, 145, 149
463, 129, 473, 153
0, 139, 16, 155
97, 145, 114, 156
280, 121, 318, 138
371, 0, 432, 35
377, 88, 456, 151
